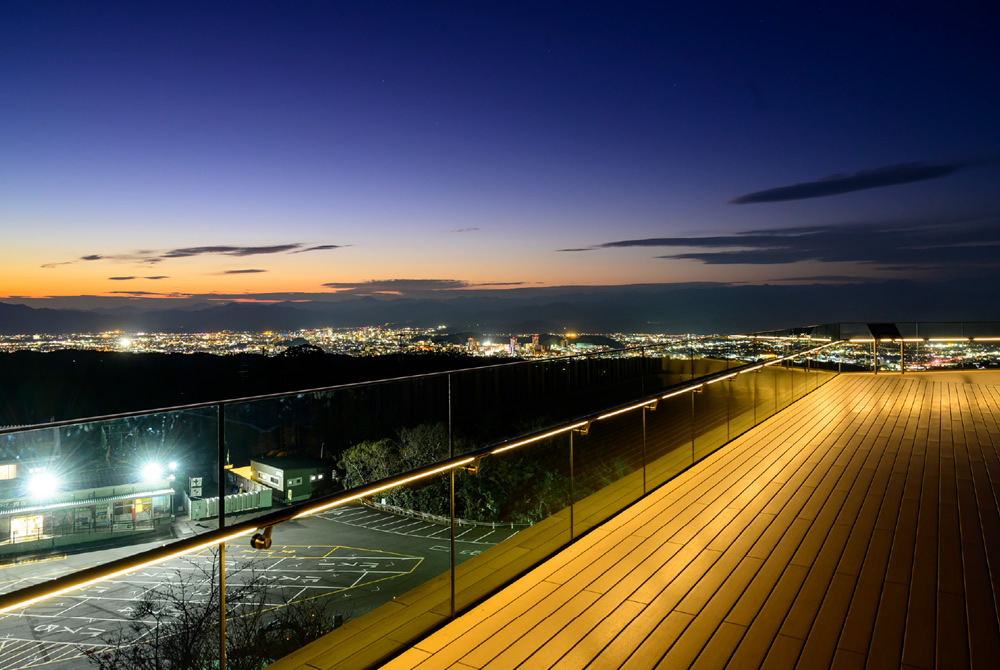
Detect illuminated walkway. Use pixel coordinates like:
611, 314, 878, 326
380, 372, 1000, 669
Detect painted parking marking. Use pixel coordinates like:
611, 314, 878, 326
323, 505, 520, 544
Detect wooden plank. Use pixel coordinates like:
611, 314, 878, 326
549, 599, 646, 669
480, 589, 602, 669
360, 374, 1000, 670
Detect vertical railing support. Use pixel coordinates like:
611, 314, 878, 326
448, 375, 456, 619
569, 430, 575, 539
217, 403, 226, 670
900, 341, 905, 374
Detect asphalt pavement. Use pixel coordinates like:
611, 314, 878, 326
0, 503, 518, 670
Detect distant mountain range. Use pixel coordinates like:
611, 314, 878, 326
2, 279, 998, 335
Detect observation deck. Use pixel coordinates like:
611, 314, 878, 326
289, 371, 1000, 669
374, 372, 1000, 668
1, 327, 998, 670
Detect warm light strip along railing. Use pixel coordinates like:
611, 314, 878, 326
292, 458, 475, 519
0, 527, 258, 615
662, 385, 701, 400
598, 401, 657, 421
491, 422, 590, 454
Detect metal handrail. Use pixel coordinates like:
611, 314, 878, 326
0, 340, 837, 615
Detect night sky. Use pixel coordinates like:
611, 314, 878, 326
2, 2, 999, 325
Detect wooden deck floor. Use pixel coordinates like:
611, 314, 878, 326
381, 372, 1000, 669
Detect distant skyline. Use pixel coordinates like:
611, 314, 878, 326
2, 2, 999, 327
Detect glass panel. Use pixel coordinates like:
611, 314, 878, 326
0, 408, 218, 583
572, 410, 644, 537
251, 472, 452, 669
641, 343, 694, 394
692, 379, 730, 462
754, 366, 777, 425
228, 375, 450, 508
454, 432, 571, 612
775, 363, 793, 411
451, 360, 572, 455
728, 369, 755, 439
691, 356, 729, 378
645, 391, 693, 489
574, 351, 648, 416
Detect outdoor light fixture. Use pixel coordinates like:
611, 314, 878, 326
27, 471, 60, 498
141, 462, 164, 482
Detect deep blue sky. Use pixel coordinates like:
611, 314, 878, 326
2, 1, 998, 317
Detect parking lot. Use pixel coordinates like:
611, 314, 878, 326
0, 503, 519, 669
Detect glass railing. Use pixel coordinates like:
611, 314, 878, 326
750, 321, 1000, 373
0, 338, 836, 670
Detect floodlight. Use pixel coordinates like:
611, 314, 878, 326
168, 461, 177, 471
28, 472, 60, 498
141, 462, 164, 482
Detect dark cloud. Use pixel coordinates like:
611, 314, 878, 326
730, 161, 968, 204
162, 244, 301, 258
453, 228, 480, 233
145, 276, 168, 280
223, 269, 267, 274
556, 248, 597, 252
476, 282, 528, 286
768, 275, 875, 282
321, 279, 528, 295
323, 279, 471, 292
602, 217, 1000, 274
108, 276, 136, 281
292, 244, 346, 253
44, 243, 344, 268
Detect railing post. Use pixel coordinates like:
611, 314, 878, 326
569, 430, 575, 539
448, 374, 456, 619
641, 404, 648, 494
217, 403, 226, 670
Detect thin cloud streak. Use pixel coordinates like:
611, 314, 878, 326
292, 244, 346, 253
43, 243, 345, 268
162, 245, 301, 258
600, 217, 1000, 274
322, 278, 528, 296
730, 161, 968, 204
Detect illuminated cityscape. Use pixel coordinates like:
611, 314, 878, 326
2, 327, 999, 371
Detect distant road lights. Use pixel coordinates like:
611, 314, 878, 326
141, 462, 164, 482
119, 337, 133, 348
27, 471, 60, 498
